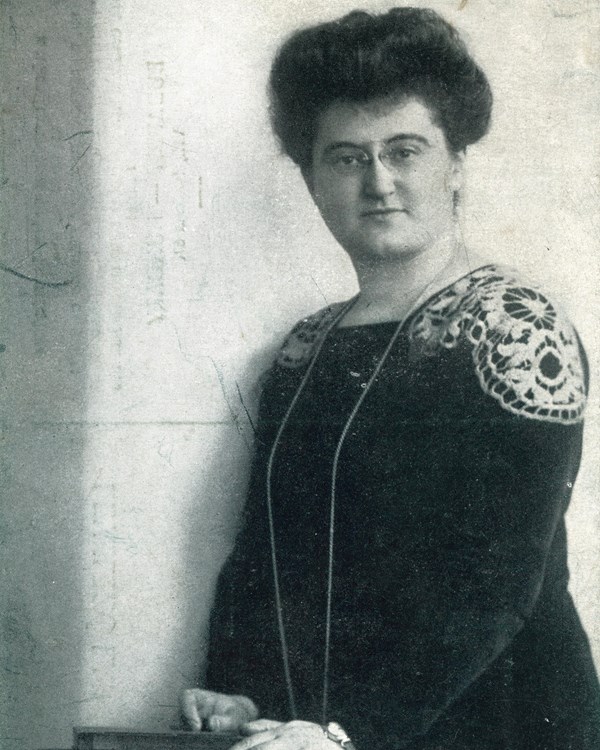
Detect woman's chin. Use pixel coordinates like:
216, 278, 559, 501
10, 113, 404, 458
348, 237, 433, 264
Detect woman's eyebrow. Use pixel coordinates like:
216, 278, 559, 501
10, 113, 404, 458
386, 133, 431, 147
323, 134, 432, 154
323, 141, 365, 154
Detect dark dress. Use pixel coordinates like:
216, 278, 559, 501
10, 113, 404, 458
206, 265, 600, 749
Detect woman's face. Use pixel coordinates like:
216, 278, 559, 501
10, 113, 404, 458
305, 96, 464, 265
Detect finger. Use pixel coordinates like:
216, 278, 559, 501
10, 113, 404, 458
280, 721, 319, 731
228, 730, 278, 750
240, 719, 284, 735
233, 695, 260, 721
231, 724, 328, 750
219, 698, 249, 719
180, 689, 203, 731
182, 688, 218, 718
216, 696, 259, 727
206, 714, 245, 732
229, 735, 320, 750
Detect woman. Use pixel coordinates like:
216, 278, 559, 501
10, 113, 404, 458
182, 8, 600, 749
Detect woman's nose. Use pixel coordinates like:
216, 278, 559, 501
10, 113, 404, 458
362, 158, 397, 198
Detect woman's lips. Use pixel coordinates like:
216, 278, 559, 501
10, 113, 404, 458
361, 208, 407, 216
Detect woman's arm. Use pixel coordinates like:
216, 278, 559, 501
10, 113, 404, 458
379, 404, 585, 744
372, 279, 595, 746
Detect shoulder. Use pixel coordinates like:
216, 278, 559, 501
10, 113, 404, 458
409, 264, 588, 424
275, 301, 350, 369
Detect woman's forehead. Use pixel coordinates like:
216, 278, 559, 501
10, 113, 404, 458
313, 96, 444, 148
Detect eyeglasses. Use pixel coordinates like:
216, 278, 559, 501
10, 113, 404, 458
322, 143, 423, 176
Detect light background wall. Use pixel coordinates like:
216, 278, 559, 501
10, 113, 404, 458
1, 1, 598, 748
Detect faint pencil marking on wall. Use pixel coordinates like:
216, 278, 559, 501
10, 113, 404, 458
546, 0, 591, 18
71, 143, 92, 171
9, 15, 18, 47
173, 129, 188, 259
235, 381, 257, 436
63, 130, 93, 141
145, 61, 167, 323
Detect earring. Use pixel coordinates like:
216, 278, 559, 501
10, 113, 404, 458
452, 190, 461, 215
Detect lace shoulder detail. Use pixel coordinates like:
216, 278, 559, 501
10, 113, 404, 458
276, 302, 347, 369
409, 265, 587, 424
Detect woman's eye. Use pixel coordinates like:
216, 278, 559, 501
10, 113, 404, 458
386, 147, 417, 164
327, 152, 368, 171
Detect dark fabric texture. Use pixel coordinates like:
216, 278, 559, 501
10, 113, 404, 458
205, 268, 600, 749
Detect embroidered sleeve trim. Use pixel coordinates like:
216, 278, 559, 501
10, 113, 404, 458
409, 265, 587, 424
276, 303, 345, 369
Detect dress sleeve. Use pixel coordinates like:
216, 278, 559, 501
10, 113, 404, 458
387, 405, 584, 743
381, 291, 590, 745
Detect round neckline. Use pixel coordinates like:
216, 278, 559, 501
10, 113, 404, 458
334, 263, 495, 331
330, 318, 400, 333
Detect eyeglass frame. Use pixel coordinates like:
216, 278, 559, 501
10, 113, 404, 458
320, 138, 429, 177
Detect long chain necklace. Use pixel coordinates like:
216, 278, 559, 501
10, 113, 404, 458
265, 262, 464, 723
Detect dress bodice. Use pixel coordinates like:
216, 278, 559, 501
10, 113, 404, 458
205, 265, 599, 750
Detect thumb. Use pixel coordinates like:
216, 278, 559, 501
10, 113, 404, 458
240, 720, 284, 735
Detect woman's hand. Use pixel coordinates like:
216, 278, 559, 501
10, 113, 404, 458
180, 688, 258, 732
230, 719, 337, 750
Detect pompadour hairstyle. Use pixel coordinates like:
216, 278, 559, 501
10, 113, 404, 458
268, 7, 492, 170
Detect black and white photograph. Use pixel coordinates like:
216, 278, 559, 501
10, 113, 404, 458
1, 2, 599, 749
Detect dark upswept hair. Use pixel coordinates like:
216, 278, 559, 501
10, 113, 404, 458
268, 7, 492, 170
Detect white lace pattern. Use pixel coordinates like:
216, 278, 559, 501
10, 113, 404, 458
276, 266, 587, 424
277, 303, 345, 369
409, 265, 586, 423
